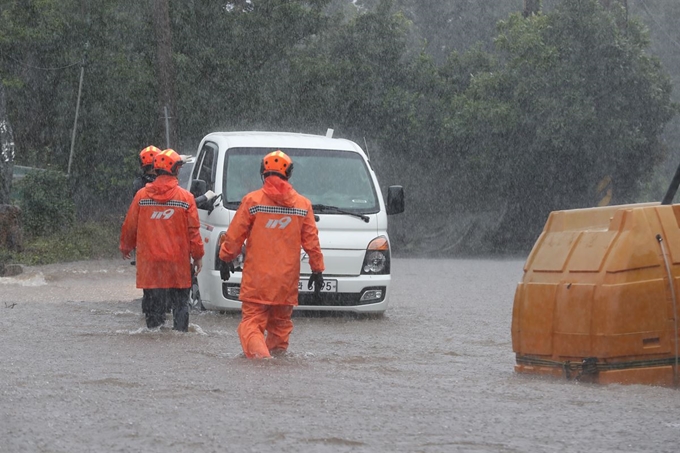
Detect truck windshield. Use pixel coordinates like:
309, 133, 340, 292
223, 147, 379, 213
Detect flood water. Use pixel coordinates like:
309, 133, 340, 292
1, 257, 679, 452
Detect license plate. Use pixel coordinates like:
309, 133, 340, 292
299, 279, 337, 293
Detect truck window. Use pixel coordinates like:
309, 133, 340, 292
192, 141, 218, 192
223, 147, 378, 212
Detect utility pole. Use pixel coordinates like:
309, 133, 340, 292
68, 50, 86, 176
152, 0, 178, 149
163, 105, 171, 149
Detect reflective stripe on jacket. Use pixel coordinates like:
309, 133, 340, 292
120, 175, 204, 289
219, 176, 324, 306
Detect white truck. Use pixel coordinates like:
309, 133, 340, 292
187, 130, 404, 315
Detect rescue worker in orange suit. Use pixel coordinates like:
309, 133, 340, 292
134, 147, 216, 204
218, 150, 324, 359
132, 145, 161, 194
120, 149, 204, 331
130, 145, 160, 266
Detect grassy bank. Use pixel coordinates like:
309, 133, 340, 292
5, 221, 121, 266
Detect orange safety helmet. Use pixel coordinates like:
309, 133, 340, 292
154, 149, 184, 176
261, 150, 293, 179
139, 145, 161, 169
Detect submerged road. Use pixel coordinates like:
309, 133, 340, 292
1, 257, 678, 452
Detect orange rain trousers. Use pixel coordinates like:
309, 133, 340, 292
238, 302, 294, 359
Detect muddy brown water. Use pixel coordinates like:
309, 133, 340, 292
1, 258, 678, 452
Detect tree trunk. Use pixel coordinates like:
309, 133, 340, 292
523, 0, 541, 17
0, 84, 15, 205
152, 0, 178, 149
0, 84, 22, 253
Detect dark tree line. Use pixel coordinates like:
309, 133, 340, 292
0, 0, 677, 253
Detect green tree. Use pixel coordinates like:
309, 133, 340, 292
393, 0, 524, 62
171, 0, 331, 146
2, 0, 677, 257
628, 0, 680, 200
18, 170, 75, 236
0, 0, 84, 171
0, 0, 159, 215
448, 0, 677, 249
272, 0, 411, 135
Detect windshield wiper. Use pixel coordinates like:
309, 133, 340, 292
312, 204, 369, 223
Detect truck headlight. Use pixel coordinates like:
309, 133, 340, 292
361, 236, 390, 275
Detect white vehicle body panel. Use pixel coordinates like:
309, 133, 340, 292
188, 131, 394, 314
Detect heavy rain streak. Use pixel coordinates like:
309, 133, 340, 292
2, 0, 680, 452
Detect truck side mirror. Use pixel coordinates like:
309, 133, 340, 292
386, 185, 404, 215
190, 179, 207, 199
191, 179, 216, 211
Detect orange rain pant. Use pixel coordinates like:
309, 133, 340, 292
237, 302, 294, 359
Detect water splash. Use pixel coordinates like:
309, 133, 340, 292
0, 272, 47, 287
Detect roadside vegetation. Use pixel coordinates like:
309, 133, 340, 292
1, 0, 679, 257
7, 221, 120, 266
4, 170, 120, 266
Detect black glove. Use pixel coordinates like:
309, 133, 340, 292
308, 272, 324, 297
220, 260, 235, 281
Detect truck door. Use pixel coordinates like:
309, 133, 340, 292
191, 141, 219, 229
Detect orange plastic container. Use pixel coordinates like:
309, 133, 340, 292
512, 202, 680, 386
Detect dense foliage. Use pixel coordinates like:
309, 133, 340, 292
1, 0, 678, 254
16, 170, 75, 236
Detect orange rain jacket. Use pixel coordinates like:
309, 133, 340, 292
219, 176, 324, 306
120, 175, 204, 289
